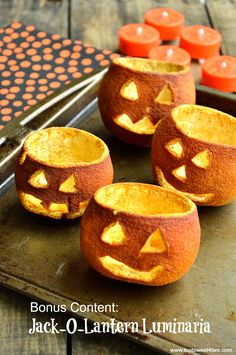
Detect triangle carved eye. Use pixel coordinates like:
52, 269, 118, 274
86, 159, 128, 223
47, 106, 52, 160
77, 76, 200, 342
172, 165, 187, 182
191, 150, 210, 169
155, 84, 174, 104
28, 169, 48, 188
101, 222, 126, 245
140, 228, 167, 253
120, 80, 139, 101
59, 174, 79, 193
165, 138, 183, 158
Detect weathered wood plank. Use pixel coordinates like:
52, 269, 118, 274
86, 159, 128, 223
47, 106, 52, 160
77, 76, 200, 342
0, 286, 66, 355
70, 0, 210, 50
0, 0, 69, 36
0, 2, 69, 354
70, 0, 210, 83
1, 1, 155, 353
72, 322, 159, 355
206, 0, 236, 56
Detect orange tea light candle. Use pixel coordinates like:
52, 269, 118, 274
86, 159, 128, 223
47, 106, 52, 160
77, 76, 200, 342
180, 25, 221, 59
144, 8, 184, 40
201, 55, 236, 92
149, 45, 191, 65
118, 23, 160, 57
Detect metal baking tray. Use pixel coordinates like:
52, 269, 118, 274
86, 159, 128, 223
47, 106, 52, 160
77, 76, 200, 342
0, 86, 235, 354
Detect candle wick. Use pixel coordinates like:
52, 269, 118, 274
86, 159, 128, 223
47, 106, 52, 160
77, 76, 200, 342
199, 58, 206, 65
161, 10, 169, 17
136, 26, 143, 35
198, 28, 205, 37
220, 61, 227, 69
166, 48, 174, 58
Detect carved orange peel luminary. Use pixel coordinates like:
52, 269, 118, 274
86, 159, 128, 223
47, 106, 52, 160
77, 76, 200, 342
152, 104, 236, 206
80, 183, 200, 286
98, 57, 195, 147
15, 127, 113, 219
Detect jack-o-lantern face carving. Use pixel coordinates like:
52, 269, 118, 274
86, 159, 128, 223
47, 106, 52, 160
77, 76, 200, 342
80, 183, 200, 286
15, 127, 113, 219
152, 105, 236, 206
98, 57, 195, 147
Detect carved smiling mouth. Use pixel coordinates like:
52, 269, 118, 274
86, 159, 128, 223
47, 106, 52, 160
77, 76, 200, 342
155, 166, 214, 204
99, 256, 163, 282
19, 191, 89, 219
114, 114, 158, 135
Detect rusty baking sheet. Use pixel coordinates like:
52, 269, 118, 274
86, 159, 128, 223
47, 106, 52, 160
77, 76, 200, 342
0, 88, 236, 354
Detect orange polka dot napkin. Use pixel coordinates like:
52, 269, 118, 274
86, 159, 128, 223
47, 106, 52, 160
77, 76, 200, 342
0, 21, 119, 130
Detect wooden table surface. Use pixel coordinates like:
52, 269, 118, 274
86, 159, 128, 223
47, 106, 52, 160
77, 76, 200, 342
0, 0, 235, 354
